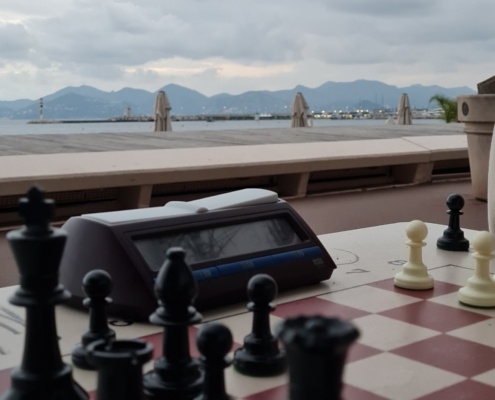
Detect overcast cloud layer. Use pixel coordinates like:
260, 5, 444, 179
1, 0, 494, 100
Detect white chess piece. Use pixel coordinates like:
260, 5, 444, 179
394, 220, 434, 290
458, 231, 495, 307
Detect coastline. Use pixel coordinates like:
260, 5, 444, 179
1, 118, 446, 137
27, 116, 154, 124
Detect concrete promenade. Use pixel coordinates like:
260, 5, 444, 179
0, 123, 463, 155
0, 122, 486, 287
0, 122, 470, 228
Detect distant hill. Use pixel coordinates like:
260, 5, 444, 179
0, 80, 475, 120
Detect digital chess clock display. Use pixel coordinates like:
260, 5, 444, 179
133, 216, 303, 272
60, 189, 336, 321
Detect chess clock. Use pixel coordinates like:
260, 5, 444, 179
60, 189, 336, 321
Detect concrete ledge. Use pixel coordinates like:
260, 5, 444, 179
404, 135, 468, 161
0, 135, 468, 218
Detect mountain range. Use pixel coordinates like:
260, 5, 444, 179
0, 80, 475, 120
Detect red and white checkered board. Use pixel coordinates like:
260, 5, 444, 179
192, 261, 494, 400
1, 223, 494, 399
107, 267, 495, 399
2, 265, 493, 400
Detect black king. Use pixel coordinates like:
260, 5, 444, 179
1, 186, 88, 399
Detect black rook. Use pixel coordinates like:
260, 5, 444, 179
277, 316, 359, 400
87, 339, 152, 400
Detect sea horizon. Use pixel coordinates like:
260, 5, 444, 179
0, 118, 445, 136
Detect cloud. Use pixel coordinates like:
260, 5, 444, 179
0, 22, 36, 59
328, 0, 439, 16
1, 0, 495, 99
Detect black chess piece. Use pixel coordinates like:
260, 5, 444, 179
196, 323, 233, 400
233, 274, 287, 376
86, 339, 153, 400
1, 186, 88, 399
277, 316, 359, 400
143, 247, 204, 399
71, 269, 116, 370
437, 193, 470, 251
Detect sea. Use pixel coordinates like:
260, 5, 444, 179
0, 118, 444, 136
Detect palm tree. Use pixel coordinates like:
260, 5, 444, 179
429, 94, 458, 123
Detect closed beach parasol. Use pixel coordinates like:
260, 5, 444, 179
154, 90, 172, 132
291, 92, 310, 128
397, 93, 412, 125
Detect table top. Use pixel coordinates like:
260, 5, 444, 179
0, 222, 494, 399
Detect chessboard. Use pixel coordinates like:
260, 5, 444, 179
1, 222, 495, 400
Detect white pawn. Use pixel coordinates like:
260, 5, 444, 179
394, 220, 434, 290
458, 231, 495, 307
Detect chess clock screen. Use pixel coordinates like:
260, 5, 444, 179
133, 216, 303, 272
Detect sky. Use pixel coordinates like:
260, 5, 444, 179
1, 0, 495, 101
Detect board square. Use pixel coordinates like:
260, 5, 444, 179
429, 292, 495, 317
347, 342, 382, 363
342, 385, 389, 400
351, 314, 439, 351
237, 376, 390, 399
0, 369, 12, 393
449, 318, 495, 348
369, 278, 461, 299
472, 367, 495, 387
378, 300, 491, 332
225, 367, 287, 398
428, 264, 476, 286
318, 285, 421, 313
391, 334, 495, 377
344, 352, 464, 400
272, 296, 370, 320
239, 384, 286, 400
414, 379, 495, 400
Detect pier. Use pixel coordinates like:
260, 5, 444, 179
27, 115, 154, 124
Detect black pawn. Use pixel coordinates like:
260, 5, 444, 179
277, 316, 359, 400
72, 270, 116, 370
233, 274, 287, 376
196, 323, 233, 400
437, 194, 470, 251
143, 247, 203, 400
1, 186, 88, 399
87, 339, 153, 400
